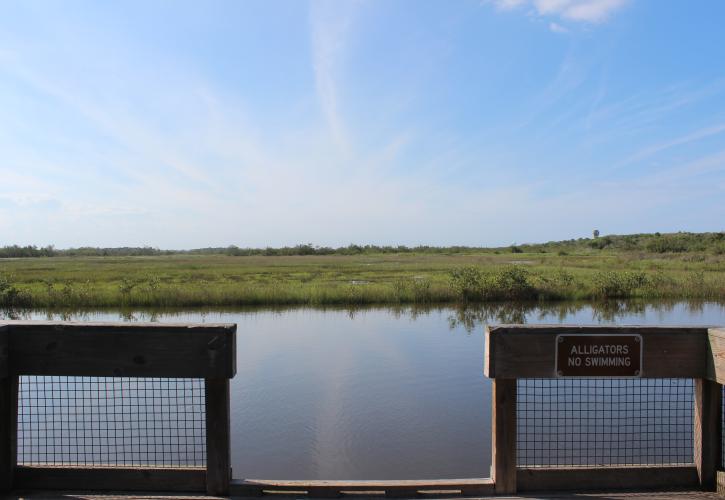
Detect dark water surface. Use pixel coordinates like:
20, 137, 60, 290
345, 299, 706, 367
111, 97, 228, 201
3, 301, 725, 479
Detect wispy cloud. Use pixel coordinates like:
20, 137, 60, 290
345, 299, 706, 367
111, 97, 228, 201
309, 1, 361, 154
549, 22, 569, 33
488, 0, 528, 10
579, 79, 725, 152
487, 0, 630, 24
621, 123, 725, 167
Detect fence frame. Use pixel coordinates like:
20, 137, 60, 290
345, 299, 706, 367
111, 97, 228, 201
0, 321, 236, 496
2, 321, 725, 497
485, 324, 725, 495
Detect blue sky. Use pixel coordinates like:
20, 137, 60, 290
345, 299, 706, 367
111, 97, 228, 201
1, 0, 724, 248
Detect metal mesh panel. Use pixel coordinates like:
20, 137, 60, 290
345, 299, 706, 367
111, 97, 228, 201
517, 378, 694, 467
17, 376, 206, 467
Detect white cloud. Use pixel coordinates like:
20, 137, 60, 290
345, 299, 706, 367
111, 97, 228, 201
553, 0, 628, 22
487, 0, 528, 10
549, 22, 569, 33
488, 0, 629, 24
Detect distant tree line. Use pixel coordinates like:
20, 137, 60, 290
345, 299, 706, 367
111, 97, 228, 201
0, 245, 172, 258
217, 243, 481, 256
0, 231, 723, 258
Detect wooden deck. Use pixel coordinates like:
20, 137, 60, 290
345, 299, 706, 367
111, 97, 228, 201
5, 488, 723, 499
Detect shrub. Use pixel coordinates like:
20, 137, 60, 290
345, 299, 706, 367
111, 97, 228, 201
118, 278, 136, 294
0, 275, 30, 306
449, 266, 485, 301
592, 271, 648, 298
489, 266, 535, 300
646, 237, 688, 253
589, 236, 612, 250
411, 278, 432, 303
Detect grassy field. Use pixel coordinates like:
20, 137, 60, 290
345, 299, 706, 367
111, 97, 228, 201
1, 244, 724, 308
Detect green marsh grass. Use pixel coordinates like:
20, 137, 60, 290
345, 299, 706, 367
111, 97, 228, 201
1, 249, 723, 308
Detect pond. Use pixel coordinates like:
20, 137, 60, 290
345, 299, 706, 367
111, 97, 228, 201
2, 301, 724, 479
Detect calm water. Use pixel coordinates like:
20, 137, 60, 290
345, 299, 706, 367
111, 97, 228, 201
3, 301, 725, 479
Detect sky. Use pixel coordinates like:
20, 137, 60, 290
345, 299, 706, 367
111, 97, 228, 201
0, 0, 724, 249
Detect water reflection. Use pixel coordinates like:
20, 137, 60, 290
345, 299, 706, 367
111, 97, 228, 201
2, 299, 722, 327
445, 300, 720, 332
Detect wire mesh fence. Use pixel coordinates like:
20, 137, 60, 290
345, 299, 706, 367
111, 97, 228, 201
17, 376, 206, 467
517, 378, 694, 468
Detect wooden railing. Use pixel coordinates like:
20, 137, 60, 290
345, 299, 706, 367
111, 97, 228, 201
485, 325, 725, 495
1, 321, 725, 497
0, 321, 236, 496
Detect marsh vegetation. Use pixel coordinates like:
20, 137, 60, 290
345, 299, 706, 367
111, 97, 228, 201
0, 232, 723, 308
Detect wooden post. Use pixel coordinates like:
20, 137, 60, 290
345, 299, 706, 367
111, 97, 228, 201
492, 378, 517, 494
0, 376, 17, 494
0, 325, 17, 493
695, 378, 721, 490
205, 378, 231, 496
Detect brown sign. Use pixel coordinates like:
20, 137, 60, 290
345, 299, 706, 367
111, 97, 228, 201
556, 334, 642, 377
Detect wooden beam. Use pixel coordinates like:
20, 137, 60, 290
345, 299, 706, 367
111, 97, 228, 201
205, 378, 231, 496
0, 325, 8, 378
13, 465, 206, 492
694, 379, 721, 490
230, 478, 495, 497
0, 326, 15, 493
706, 328, 725, 384
6, 322, 236, 378
517, 465, 699, 491
0, 374, 17, 493
492, 378, 516, 494
485, 325, 709, 379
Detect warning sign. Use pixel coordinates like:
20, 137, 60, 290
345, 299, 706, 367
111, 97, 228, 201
555, 334, 642, 377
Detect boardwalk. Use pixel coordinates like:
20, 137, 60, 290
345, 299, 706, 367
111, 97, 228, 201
6, 489, 723, 499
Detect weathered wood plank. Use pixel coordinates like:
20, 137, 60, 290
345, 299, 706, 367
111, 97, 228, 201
0, 374, 17, 493
230, 478, 495, 497
706, 328, 725, 384
717, 470, 725, 497
695, 379, 721, 490
0, 327, 9, 490
517, 465, 700, 491
492, 378, 516, 494
13, 465, 206, 492
1, 493, 223, 500
6, 488, 722, 499
485, 325, 709, 379
0, 325, 8, 378
6, 322, 236, 378
205, 378, 231, 496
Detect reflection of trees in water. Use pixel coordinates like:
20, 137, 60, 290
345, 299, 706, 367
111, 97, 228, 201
590, 300, 647, 322
0, 299, 720, 328
686, 301, 705, 315
446, 302, 586, 332
446, 299, 717, 333
346, 303, 450, 323
0, 307, 33, 321
0, 308, 96, 322
448, 303, 530, 332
